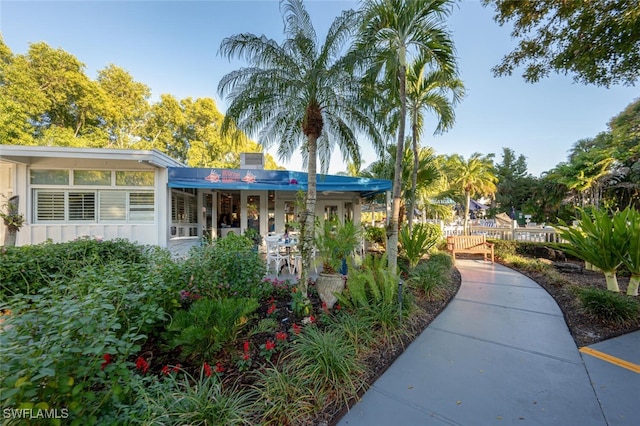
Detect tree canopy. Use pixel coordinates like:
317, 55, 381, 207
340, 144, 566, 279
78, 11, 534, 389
0, 35, 278, 169
483, 0, 640, 87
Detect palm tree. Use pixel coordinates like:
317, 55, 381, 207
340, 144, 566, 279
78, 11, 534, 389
358, 0, 457, 273
444, 153, 497, 235
405, 60, 464, 228
363, 144, 440, 224
218, 0, 381, 297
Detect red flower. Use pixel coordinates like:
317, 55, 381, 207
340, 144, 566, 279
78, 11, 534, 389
292, 323, 301, 335
265, 339, 276, 351
267, 304, 276, 315
243, 341, 250, 353
309, 315, 316, 323
275, 331, 288, 341
215, 362, 225, 373
135, 356, 149, 374
243, 353, 250, 361
321, 302, 328, 313
100, 353, 113, 370
203, 362, 212, 377
161, 365, 170, 376
336, 303, 341, 310
172, 364, 182, 373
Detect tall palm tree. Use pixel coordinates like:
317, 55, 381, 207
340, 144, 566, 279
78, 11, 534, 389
218, 0, 381, 297
359, 0, 457, 273
405, 60, 464, 228
444, 153, 498, 235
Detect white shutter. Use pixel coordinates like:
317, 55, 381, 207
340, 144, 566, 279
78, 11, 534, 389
129, 192, 154, 222
69, 192, 96, 221
99, 191, 126, 221
35, 191, 65, 221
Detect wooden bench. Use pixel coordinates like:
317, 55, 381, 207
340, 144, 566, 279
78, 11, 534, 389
446, 235, 494, 264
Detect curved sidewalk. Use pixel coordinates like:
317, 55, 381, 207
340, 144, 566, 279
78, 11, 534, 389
339, 259, 639, 425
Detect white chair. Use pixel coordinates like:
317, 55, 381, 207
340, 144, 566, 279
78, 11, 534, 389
265, 235, 288, 277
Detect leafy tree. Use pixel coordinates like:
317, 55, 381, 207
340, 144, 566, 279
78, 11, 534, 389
358, 0, 458, 273
482, 0, 640, 87
493, 147, 536, 216
97, 65, 151, 148
443, 153, 497, 234
607, 98, 640, 208
218, 0, 381, 297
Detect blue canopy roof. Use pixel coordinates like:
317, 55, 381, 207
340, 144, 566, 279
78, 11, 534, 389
168, 168, 392, 197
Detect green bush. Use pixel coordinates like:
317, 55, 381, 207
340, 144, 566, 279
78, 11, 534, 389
179, 233, 270, 300
428, 251, 453, 269
0, 237, 152, 299
168, 297, 259, 361
399, 223, 441, 269
287, 327, 364, 406
576, 287, 639, 325
409, 261, 451, 301
0, 272, 157, 420
492, 239, 519, 259
254, 364, 323, 426
364, 226, 386, 247
136, 370, 256, 425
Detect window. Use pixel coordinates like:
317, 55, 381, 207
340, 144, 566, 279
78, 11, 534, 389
172, 191, 197, 224
34, 190, 153, 223
116, 171, 154, 186
35, 191, 65, 221
31, 170, 69, 185
74, 170, 111, 186
68, 192, 95, 221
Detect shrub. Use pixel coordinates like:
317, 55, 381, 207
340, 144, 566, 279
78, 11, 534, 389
399, 223, 441, 269
492, 239, 519, 259
179, 233, 270, 300
364, 225, 386, 248
0, 238, 151, 299
409, 261, 451, 301
576, 287, 639, 325
428, 251, 453, 269
287, 327, 365, 406
137, 370, 256, 425
327, 311, 375, 355
168, 297, 259, 361
254, 364, 323, 425
0, 274, 154, 420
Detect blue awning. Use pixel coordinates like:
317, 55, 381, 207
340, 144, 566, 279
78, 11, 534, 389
167, 168, 392, 197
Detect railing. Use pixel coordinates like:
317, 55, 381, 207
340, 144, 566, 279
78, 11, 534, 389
438, 220, 563, 243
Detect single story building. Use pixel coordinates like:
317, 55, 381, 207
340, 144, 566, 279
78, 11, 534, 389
0, 145, 391, 255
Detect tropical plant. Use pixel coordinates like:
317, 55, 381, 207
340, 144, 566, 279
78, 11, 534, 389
315, 219, 362, 274
405, 61, 464, 227
364, 225, 386, 248
286, 326, 365, 406
575, 287, 639, 325
358, 0, 458, 273
327, 311, 376, 355
612, 206, 640, 296
442, 153, 498, 234
254, 364, 323, 426
409, 258, 451, 301
138, 369, 257, 425
555, 209, 628, 292
218, 0, 382, 297
168, 297, 259, 361
399, 222, 441, 269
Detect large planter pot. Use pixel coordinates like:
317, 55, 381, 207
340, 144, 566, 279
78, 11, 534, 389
316, 273, 345, 309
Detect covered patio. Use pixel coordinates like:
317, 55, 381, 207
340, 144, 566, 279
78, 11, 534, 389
166, 167, 392, 258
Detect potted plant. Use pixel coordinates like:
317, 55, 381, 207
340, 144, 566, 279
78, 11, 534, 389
0, 196, 24, 247
314, 219, 362, 308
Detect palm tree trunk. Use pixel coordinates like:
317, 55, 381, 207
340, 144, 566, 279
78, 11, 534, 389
604, 271, 620, 293
388, 62, 407, 275
299, 134, 318, 298
408, 111, 419, 232
627, 275, 639, 296
464, 191, 471, 236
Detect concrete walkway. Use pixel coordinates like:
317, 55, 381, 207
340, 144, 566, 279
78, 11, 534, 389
339, 259, 639, 425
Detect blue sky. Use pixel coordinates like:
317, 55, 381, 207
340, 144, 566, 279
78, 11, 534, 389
2, 0, 637, 177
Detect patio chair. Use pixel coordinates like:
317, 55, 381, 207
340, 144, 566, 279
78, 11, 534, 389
265, 235, 288, 277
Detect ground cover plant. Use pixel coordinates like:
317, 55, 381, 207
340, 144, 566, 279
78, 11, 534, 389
0, 237, 460, 424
